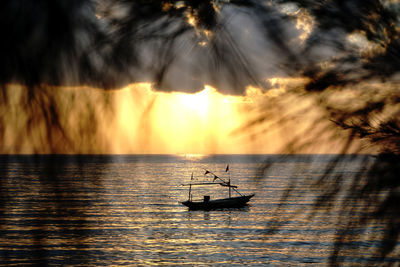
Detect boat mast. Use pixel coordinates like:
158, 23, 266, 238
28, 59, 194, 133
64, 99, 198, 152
188, 172, 193, 201
226, 164, 231, 198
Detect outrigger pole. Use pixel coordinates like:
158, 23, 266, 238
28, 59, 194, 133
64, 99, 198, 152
181, 182, 237, 188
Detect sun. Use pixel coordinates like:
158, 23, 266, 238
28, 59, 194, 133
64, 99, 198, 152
114, 84, 252, 154
176, 86, 212, 119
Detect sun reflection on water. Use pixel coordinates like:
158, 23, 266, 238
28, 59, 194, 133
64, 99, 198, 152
0, 155, 396, 265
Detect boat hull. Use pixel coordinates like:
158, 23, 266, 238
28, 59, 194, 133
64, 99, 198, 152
181, 194, 255, 210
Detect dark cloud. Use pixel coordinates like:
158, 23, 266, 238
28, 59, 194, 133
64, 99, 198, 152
0, 0, 304, 93
0, 1, 105, 86
1, 0, 400, 94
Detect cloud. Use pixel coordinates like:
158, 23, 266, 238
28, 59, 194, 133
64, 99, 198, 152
0, 1, 104, 86
1, 0, 400, 95
0, 0, 306, 94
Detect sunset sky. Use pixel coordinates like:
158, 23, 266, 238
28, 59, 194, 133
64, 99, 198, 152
0, 82, 278, 154
1, 80, 368, 155
1, 1, 397, 154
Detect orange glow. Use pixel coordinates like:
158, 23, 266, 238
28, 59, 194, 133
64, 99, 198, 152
1, 80, 371, 154
114, 85, 262, 154
176, 87, 211, 119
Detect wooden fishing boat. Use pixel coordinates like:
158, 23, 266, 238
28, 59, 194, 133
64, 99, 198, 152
181, 194, 255, 210
180, 165, 255, 210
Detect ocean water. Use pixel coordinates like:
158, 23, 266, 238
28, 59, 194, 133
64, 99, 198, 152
0, 154, 398, 266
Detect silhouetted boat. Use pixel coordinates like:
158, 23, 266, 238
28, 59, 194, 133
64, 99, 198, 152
181, 194, 255, 210
180, 165, 255, 210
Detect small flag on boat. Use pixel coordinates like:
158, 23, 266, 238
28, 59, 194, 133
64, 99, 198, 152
225, 165, 229, 172
205, 170, 210, 175
213, 175, 219, 181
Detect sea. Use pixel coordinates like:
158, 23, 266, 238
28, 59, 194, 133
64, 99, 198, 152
0, 154, 399, 266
